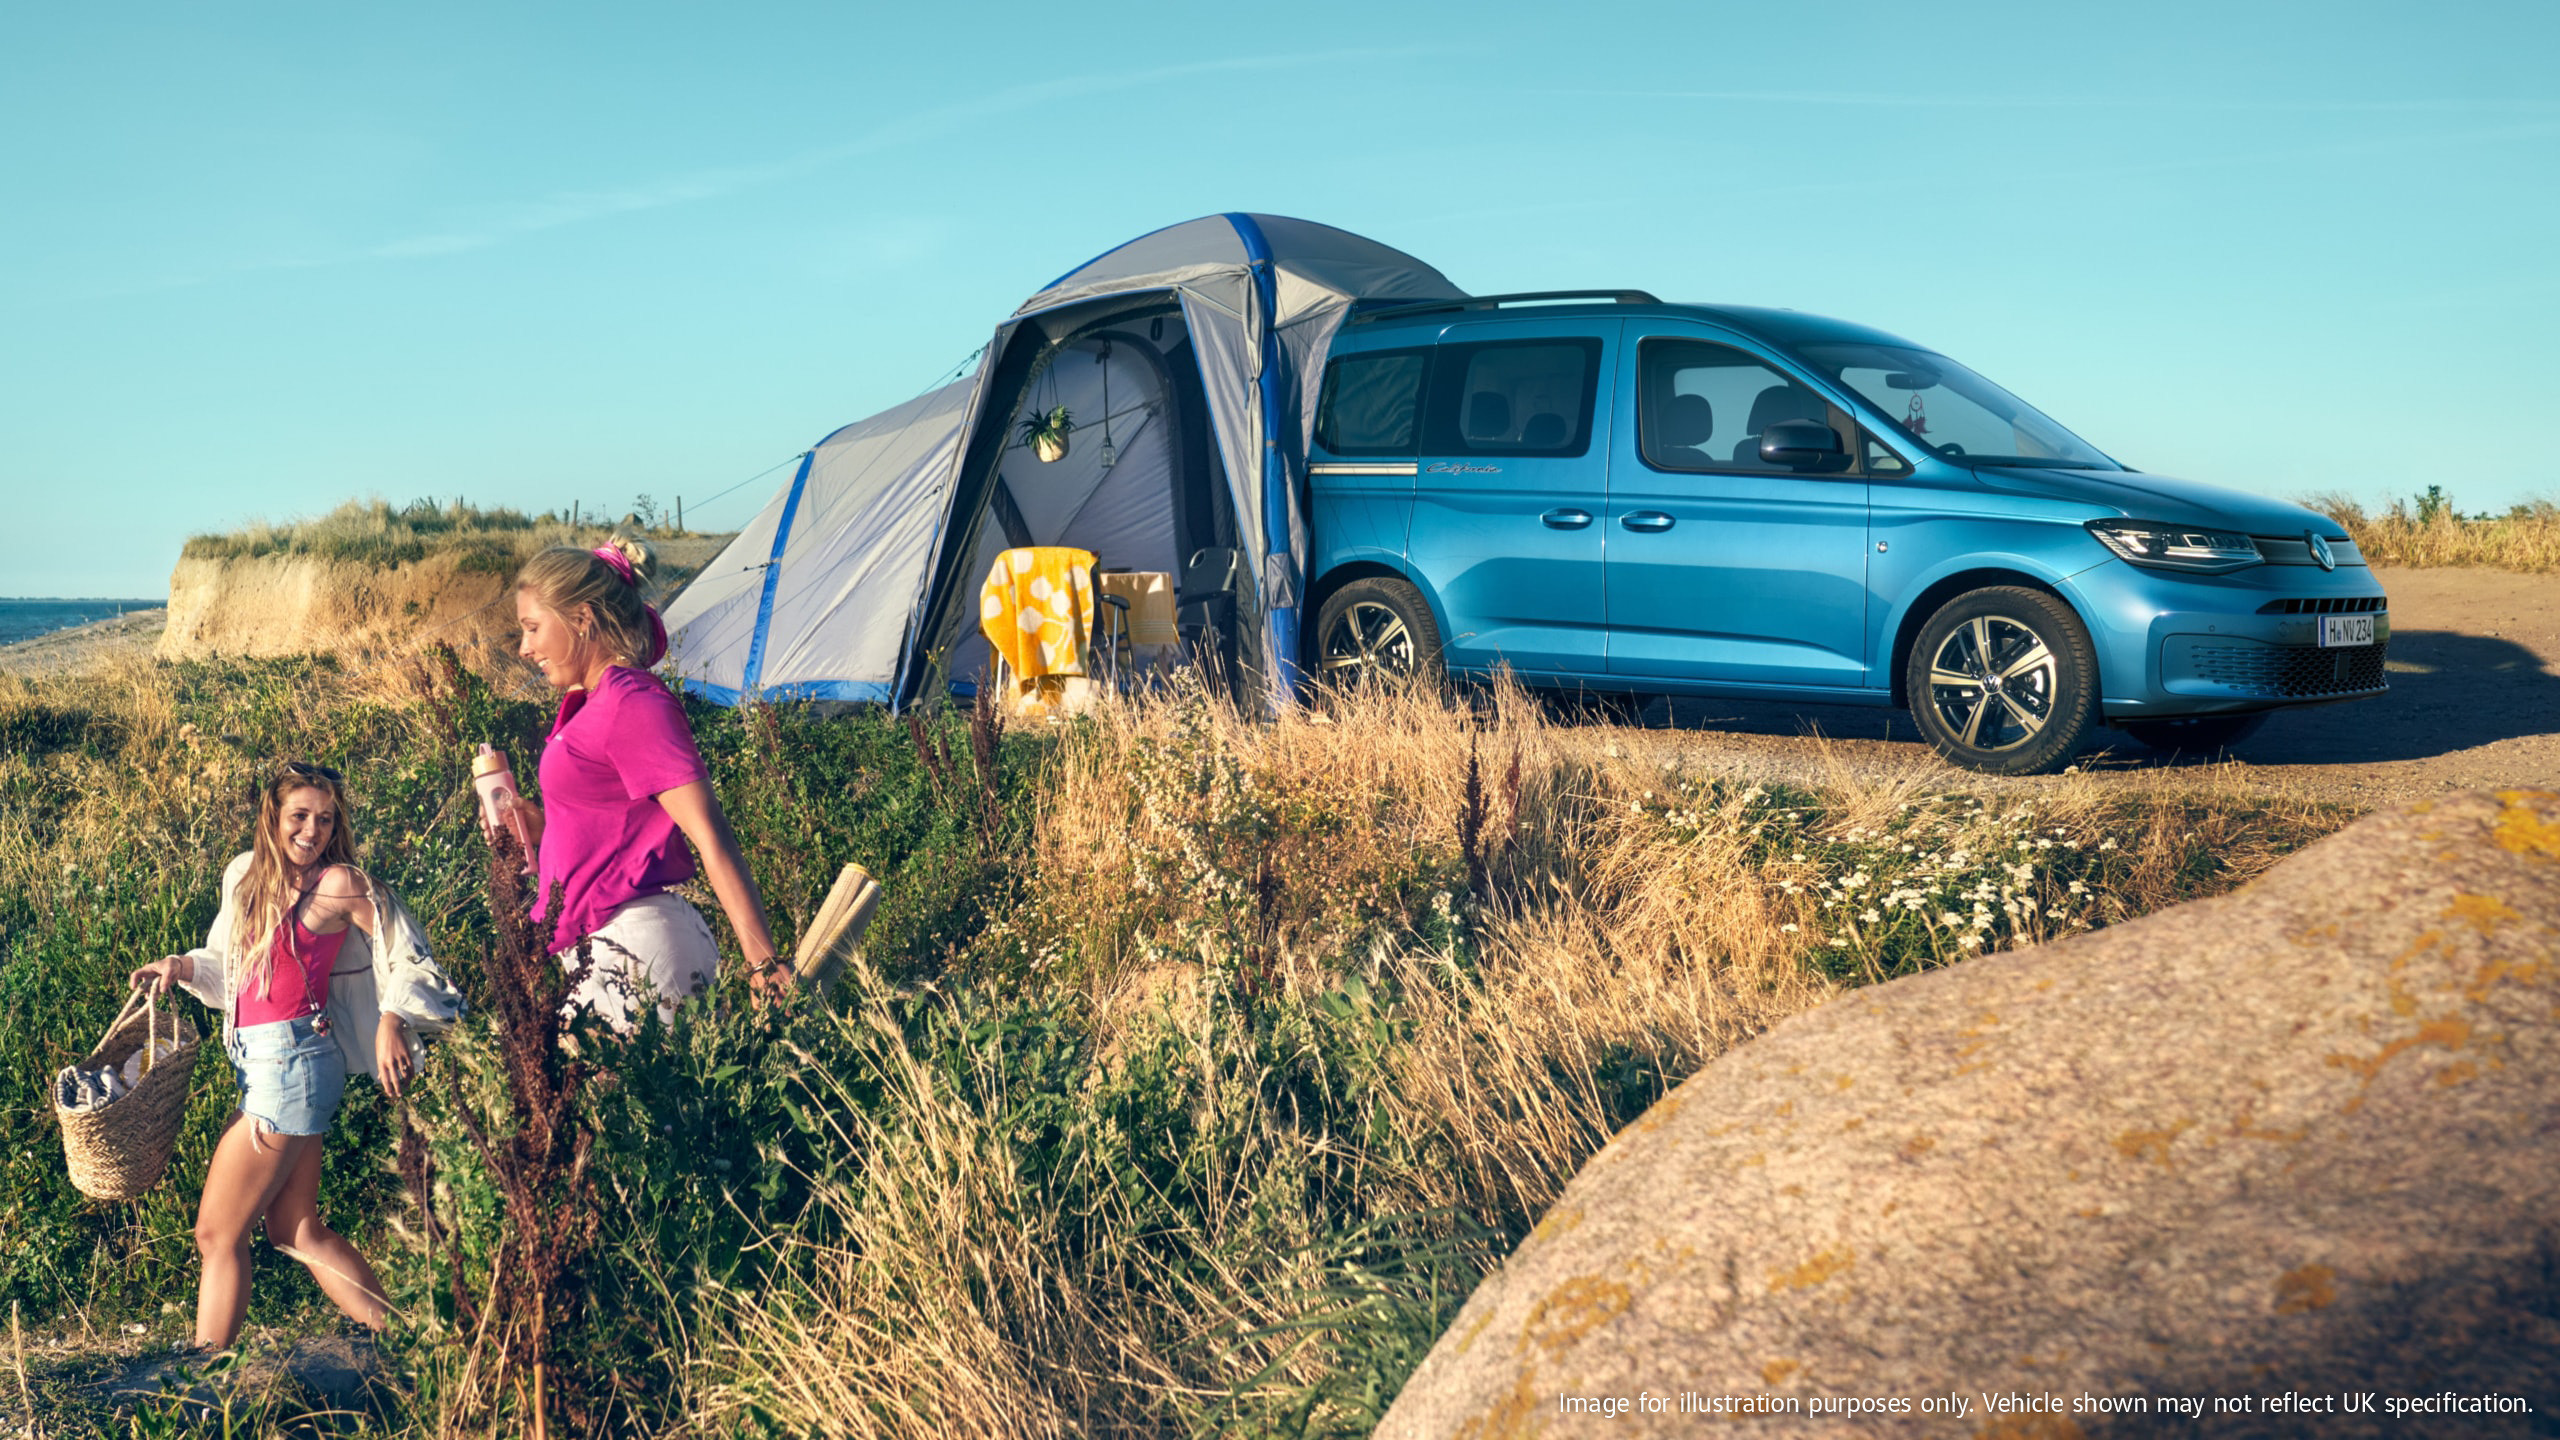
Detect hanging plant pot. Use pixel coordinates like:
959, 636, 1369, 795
1021, 404, 1073, 463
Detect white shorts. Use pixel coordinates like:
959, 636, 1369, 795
558, 892, 720, 1034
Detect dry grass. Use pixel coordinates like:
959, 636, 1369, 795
2, 648, 2358, 1437
684, 674, 2352, 1438
2307, 489, 2560, 573
181, 497, 657, 572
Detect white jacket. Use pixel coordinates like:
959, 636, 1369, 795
179, 852, 467, 1081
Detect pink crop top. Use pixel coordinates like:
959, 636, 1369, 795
234, 907, 351, 1027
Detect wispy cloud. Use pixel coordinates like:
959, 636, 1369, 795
44, 46, 1447, 302
1557, 89, 2560, 114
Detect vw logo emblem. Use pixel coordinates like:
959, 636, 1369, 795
2307, 531, 2336, 572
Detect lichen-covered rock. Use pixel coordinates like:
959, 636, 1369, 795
1384, 790, 2560, 1439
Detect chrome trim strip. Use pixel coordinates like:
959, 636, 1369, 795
1308, 462, 1419, 476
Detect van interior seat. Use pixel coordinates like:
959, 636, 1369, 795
1520, 412, 1568, 448
1654, 393, 1715, 463
1733, 385, 1829, 466
1465, 392, 1512, 442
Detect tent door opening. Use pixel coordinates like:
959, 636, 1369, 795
934, 302, 1243, 694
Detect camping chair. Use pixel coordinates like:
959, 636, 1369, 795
1096, 569, 1176, 688
1177, 547, 1249, 703
979, 546, 1104, 718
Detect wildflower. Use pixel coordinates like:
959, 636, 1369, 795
1959, 934, 1983, 950
1860, 909, 1882, 924
1939, 911, 1962, 927
1780, 923, 1799, 934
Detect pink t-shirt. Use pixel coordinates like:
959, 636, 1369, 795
534, 666, 710, 950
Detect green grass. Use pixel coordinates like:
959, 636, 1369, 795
0, 654, 2355, 1437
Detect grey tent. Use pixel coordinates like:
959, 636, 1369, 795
661, 214, 1463, 708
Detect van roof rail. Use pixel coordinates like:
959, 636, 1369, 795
1350, 289, 1661, 324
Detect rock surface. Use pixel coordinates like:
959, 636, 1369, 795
1383, 789, 2560, 1438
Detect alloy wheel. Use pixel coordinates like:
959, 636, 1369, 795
1320, 600, 1416, 683
1925, 614, 2059, 753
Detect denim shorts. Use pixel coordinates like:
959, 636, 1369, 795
228, 1014, 347, 1137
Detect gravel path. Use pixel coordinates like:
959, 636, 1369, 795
1619, 567, 2560, 806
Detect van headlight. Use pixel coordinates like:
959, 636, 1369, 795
2085, 520, 2262, 573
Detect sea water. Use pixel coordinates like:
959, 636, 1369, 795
0, 598, 162, 647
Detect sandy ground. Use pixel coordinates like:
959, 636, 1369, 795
6, 567, 2551, 806
0, 606, 169, 679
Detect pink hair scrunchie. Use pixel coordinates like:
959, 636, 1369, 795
592, 545, 669, 667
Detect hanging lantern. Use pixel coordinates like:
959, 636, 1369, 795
1096, 342, 1117, 470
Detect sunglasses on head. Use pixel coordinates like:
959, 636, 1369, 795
280, 760, 343, 784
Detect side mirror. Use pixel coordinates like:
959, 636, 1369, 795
1760, 419, 1852, 473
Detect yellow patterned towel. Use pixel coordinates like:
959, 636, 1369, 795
979, 546, 1097, 711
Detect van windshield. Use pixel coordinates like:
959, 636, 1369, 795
1796, 342, 2118, 470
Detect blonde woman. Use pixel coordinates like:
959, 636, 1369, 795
128, 761, 464, 1350
508, 537, 789, 1031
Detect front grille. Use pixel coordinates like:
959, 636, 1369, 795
2252, 534, 2362, 566
2185, 640, 2389, 698
2258, 596, 2389, 615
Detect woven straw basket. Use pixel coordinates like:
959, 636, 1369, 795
56, 987, 202, 1202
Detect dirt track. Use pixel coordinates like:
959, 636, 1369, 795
7, 568, 2554, 806
1625, 566, 2560, 806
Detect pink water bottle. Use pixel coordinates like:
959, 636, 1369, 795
471, 744, 540, 872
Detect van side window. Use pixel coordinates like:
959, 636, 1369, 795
1862, 430, 1911, 476
1639, 338, 1848, 474
1421, 338, 1602, 457
1316, 349, 1429, 456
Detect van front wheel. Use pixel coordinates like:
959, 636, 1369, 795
1905, 586, 2097, 776
1312, 578, 1445, 690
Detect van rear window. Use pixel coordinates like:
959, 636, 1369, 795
1422, 338, 1602, 457
1316, 350, 1429, 456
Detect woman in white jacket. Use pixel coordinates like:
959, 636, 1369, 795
128, 761, 465, 1350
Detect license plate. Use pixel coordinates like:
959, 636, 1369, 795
2320, 614, 2376, 648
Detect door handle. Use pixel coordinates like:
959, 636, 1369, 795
1540, 509, 1594, 530
1620, 511, 1675, 532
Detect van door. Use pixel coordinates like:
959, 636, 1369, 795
1407, 318, 1618, 678
1604, 330, 1871, 687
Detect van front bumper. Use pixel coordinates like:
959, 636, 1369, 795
2065, 559, 2392, 721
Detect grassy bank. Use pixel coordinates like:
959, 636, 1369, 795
180, 498, 687, 574
1, 652, 2352, 1436
2311, 488, 2560, 573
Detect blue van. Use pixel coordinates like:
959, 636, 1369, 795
1301, 291, 2388, 775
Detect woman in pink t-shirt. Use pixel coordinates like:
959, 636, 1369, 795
508, 537, 790, 1030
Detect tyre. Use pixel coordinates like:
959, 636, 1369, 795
1904, 586, 2098, 776
2117, 712, 2268, 755
1311, 577, 1445, 690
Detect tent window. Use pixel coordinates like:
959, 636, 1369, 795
1421, 338, 1602, 458
1315, 349, 1429, 457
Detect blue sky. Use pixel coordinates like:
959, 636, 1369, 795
4, 0, 2554, 597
